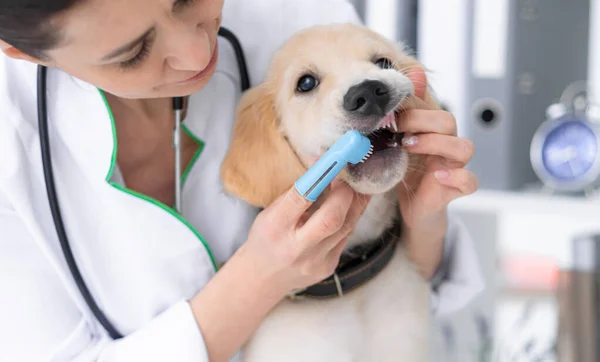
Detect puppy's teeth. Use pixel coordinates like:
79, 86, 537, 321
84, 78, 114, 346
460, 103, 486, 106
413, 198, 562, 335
392, 122, 398, 132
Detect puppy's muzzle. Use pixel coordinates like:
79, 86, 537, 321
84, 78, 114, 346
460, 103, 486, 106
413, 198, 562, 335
343, 80, 391, 118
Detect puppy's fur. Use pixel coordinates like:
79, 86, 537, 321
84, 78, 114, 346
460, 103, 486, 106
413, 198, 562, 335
221, 23, 441, 362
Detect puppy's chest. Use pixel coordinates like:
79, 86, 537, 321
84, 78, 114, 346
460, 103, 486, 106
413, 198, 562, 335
244, 194, 431, 361
346, 191, 400, 249
243, 245, 431, 362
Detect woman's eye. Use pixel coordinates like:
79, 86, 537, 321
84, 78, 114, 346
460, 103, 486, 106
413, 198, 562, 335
119, 43, 151, 70
375, 58, 394, 69
296, 75, 319, 93
118, 33, 156, 71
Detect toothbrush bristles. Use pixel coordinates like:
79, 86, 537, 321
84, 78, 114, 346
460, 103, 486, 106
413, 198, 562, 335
361, 145, 374, 162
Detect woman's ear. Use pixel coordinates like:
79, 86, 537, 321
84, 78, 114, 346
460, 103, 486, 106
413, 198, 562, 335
221, 84, 307, 208
0, 40, 51, 65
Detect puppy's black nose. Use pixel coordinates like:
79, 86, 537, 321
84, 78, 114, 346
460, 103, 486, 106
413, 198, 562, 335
343, 80, 391, 117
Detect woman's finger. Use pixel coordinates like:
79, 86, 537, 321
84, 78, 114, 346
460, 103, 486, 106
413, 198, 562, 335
434, 168, 479, 197
403, 134, 475, 166
300, 191, 370, 274
334, 191, 370, 242
296, 181, 356, 244
315, 191, 371, 254
326, 235, 351, 267
396, 109, 457, 136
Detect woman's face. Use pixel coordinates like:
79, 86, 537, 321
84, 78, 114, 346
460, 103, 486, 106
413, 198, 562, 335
44, 0, 225, 99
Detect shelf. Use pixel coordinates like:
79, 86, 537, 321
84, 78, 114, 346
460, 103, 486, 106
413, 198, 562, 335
450, 188, 600, 216
449, 188, 600, 269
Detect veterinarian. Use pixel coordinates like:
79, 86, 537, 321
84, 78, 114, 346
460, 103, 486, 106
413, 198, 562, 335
0, 0, 483, 361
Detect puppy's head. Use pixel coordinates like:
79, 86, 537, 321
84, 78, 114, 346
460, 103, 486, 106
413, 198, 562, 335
222, 24, 439, 208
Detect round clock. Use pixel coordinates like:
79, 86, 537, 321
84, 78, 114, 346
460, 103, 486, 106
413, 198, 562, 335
530, 83, 600, 193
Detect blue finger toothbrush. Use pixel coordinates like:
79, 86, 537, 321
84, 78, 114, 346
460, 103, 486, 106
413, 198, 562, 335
295, 130, 373, 201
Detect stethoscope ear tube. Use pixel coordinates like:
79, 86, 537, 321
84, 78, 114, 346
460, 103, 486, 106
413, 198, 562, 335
37, 65, 124, 340
218, 27, 250, 92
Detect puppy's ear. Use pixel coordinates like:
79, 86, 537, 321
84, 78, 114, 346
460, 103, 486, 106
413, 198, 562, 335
399, 56, 441, 111
221, 84, 307, 208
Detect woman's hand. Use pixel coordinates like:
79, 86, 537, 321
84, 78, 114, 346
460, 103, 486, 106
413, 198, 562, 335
244, 180, 371, 292
191, 181, 370, 362
395, 67, 479, 278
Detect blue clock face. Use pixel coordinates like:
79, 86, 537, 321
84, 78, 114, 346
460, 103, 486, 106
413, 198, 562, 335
541, 118, 598, 180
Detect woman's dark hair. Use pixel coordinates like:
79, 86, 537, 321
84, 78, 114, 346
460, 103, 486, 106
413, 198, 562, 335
0, 0, 81, 59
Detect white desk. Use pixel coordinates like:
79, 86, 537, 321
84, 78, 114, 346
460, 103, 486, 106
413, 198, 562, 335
432, 189, 600, 361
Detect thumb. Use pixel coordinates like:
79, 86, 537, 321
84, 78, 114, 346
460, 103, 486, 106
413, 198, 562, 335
270, 184, 314, 228
405, 65, 428, 100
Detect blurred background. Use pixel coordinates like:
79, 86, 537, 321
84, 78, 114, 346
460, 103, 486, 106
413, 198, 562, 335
347, 0, 600, 361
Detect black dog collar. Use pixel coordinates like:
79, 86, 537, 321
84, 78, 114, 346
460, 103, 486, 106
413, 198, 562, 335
289, 220, 402, 299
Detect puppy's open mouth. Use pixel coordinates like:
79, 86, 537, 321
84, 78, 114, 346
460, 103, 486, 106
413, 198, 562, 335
344, 110, 408, 180
365, 112, 404, 154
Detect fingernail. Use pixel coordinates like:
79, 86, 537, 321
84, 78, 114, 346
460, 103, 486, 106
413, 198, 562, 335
402, 135, 418, 147
435, 170, 450, 180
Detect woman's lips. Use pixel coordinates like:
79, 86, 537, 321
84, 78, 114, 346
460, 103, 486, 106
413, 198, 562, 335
176, 43, 219, 85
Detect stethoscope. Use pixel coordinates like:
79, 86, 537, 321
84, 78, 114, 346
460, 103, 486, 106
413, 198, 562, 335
36, 27, 250, 340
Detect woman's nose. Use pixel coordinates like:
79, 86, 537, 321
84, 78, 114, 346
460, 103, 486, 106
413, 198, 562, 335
166, 25, 213, 72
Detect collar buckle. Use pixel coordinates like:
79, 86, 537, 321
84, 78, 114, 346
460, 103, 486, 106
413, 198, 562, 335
333, 272, 344, 297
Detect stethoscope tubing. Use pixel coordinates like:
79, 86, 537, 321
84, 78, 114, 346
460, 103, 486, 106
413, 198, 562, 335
36, 27, 249, 340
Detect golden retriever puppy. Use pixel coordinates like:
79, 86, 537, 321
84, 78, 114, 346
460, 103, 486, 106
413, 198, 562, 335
221, 23, 440, 362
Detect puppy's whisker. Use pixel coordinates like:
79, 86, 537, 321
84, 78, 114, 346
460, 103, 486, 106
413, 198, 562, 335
397, 65, 422, 73
358, 211, 389, 225
382, 228, 403, 241
407, 160, 426, 167
380, 198, 400, 207
400, 69, 421, 74
401, 179, 417, 203
402, 79, 428, 87
407, 167, 427, 173
403, 77, 427, 83
407, 167, 426, 174
391, 60, 404, 69
407, 160, 427, 169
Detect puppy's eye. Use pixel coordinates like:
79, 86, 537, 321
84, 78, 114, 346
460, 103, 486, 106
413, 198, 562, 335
375, 58, 394, 69
296, 75, 319, 92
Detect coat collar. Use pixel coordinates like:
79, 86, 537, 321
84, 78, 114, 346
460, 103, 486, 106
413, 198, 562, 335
50, 35, 238, 187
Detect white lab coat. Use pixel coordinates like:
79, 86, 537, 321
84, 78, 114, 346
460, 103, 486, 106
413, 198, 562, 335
0, 0, 484, 361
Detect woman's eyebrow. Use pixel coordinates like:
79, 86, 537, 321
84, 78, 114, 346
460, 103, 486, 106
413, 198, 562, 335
172, 0, 193, 13
100, 27, 155, 62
